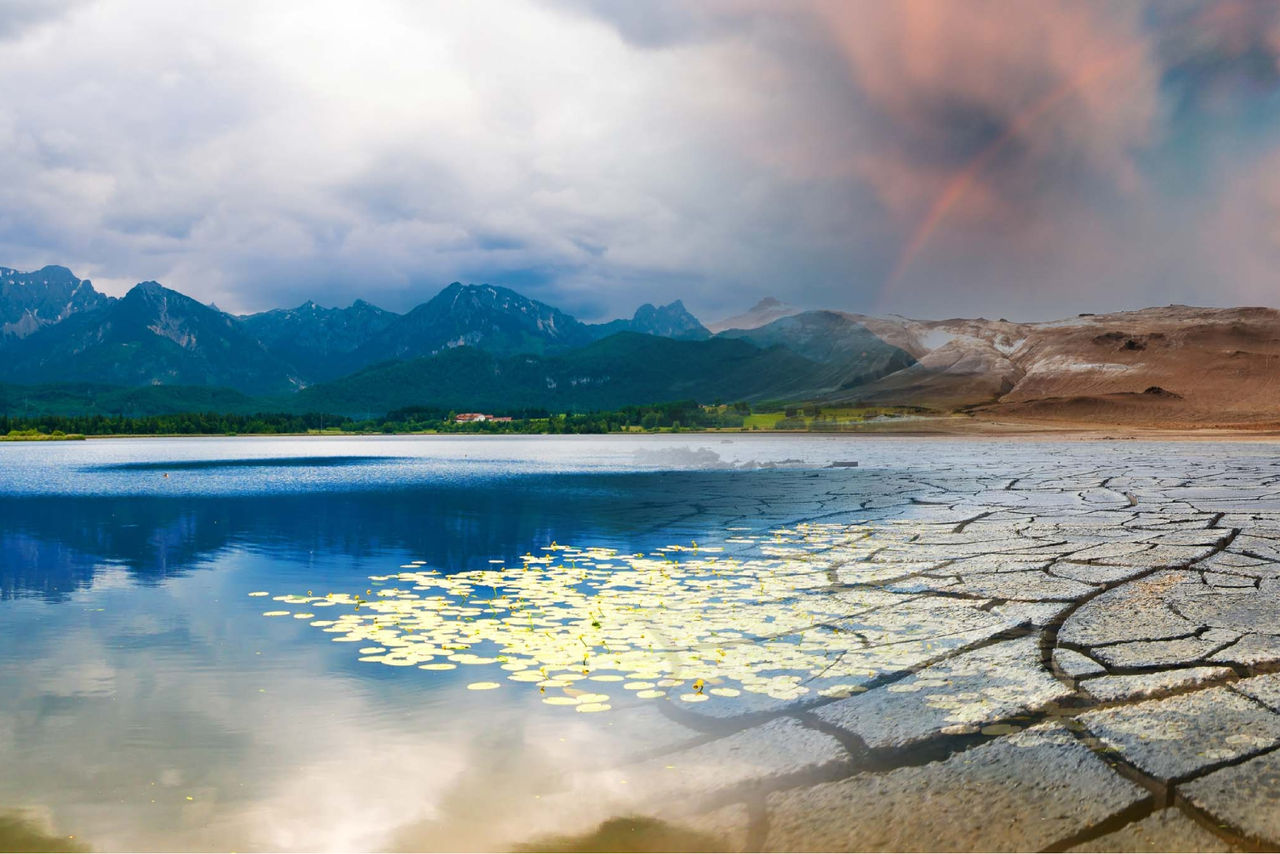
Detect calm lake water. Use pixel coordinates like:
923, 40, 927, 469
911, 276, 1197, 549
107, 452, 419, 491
2, 435, 1270, 851
0, 435, 870, 851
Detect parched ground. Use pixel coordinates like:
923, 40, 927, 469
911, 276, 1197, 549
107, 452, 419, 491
512, 447, 1280, 853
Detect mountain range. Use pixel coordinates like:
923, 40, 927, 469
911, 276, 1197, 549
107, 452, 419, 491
1, 264, 1277, 425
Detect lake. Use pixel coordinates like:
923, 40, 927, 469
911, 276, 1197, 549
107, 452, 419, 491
4, 436, 1280, 851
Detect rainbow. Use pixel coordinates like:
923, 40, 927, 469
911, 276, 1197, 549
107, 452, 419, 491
883, 40, 1151, 301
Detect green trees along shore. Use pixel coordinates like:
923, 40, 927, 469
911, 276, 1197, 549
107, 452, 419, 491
0, 402, 921, 438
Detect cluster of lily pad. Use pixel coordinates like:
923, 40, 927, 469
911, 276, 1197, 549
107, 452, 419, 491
253, 523, 971, 713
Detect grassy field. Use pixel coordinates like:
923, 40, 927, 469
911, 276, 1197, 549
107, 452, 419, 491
2, 429, 85, 441
743, 407, 930, 431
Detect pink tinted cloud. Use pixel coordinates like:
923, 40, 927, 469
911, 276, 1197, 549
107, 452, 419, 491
809, 0, 1161, 250
1199, 144, 1280, 304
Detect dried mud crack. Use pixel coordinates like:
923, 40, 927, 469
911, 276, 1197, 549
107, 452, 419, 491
258, 450, 1280, 851
517, 455, 1280, 852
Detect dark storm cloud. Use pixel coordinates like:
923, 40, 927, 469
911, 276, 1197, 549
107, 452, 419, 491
1, 0, 1279, 321
1153, 1, 1280, 114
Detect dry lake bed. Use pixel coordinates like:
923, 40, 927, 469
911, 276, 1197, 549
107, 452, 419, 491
3, 435, 1280, 851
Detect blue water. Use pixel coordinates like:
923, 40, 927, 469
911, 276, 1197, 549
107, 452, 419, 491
0, 435, 875, 602
0, 435, 899, 851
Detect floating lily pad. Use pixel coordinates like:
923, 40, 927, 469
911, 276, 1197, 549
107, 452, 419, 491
262, 525, 948, 714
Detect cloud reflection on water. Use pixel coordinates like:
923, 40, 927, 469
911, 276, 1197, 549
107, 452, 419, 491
0, 437, 897, 850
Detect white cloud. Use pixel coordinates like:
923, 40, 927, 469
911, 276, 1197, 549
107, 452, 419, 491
0, 0, 869, 319
0, 0, 1278, 321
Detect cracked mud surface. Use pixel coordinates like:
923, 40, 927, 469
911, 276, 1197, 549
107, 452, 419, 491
519, 446, 1280, 852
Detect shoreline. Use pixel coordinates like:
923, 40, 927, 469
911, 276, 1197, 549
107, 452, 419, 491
7, 416, 1280, 442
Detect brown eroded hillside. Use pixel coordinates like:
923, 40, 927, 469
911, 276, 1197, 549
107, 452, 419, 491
826, 306, 1280, 424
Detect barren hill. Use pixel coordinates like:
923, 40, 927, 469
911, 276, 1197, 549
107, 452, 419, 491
829, 306, 1280, 424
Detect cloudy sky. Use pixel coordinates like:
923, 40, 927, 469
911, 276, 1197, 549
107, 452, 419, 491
1, 0, 1279, 321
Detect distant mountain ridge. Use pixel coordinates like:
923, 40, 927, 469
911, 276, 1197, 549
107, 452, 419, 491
240, 299, 398, 382
4, 281, 300, 395
351, 282, 596, 366
707, 296, 801, 334
6, 263, 1278, 427
0, 269, 747, 398
588, 300, 709, 340
0, 268, 789, 406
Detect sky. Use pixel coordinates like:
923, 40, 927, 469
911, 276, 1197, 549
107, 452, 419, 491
1, 0, 1280, 322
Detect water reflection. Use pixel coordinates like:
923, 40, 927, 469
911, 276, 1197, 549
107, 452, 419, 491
0, 439, 897, 851
90, 455, 412, 472
0, 468, 861, 602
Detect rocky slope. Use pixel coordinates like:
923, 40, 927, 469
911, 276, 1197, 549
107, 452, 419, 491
0, 265, 110, 340
240, 299, 399, 382
4, 282, 300, 395
352, 282, 597, 365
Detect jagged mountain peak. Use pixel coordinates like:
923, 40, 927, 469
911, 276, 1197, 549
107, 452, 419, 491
0, 264, 82, 284
632, 299, 688, 318
125, 279, 207, 305
2, 276, 298, 395
430, 281, 554, 310
120, 281, 216, 320
126, 280, 171, 297
618, 300, 709, 340
353, 281, 592, 364
0, 264, 111, 341
239, 296, 399, 383
582, 298, 709, 342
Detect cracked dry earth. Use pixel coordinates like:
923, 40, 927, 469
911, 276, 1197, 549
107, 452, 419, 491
525, 448, 1280, 853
